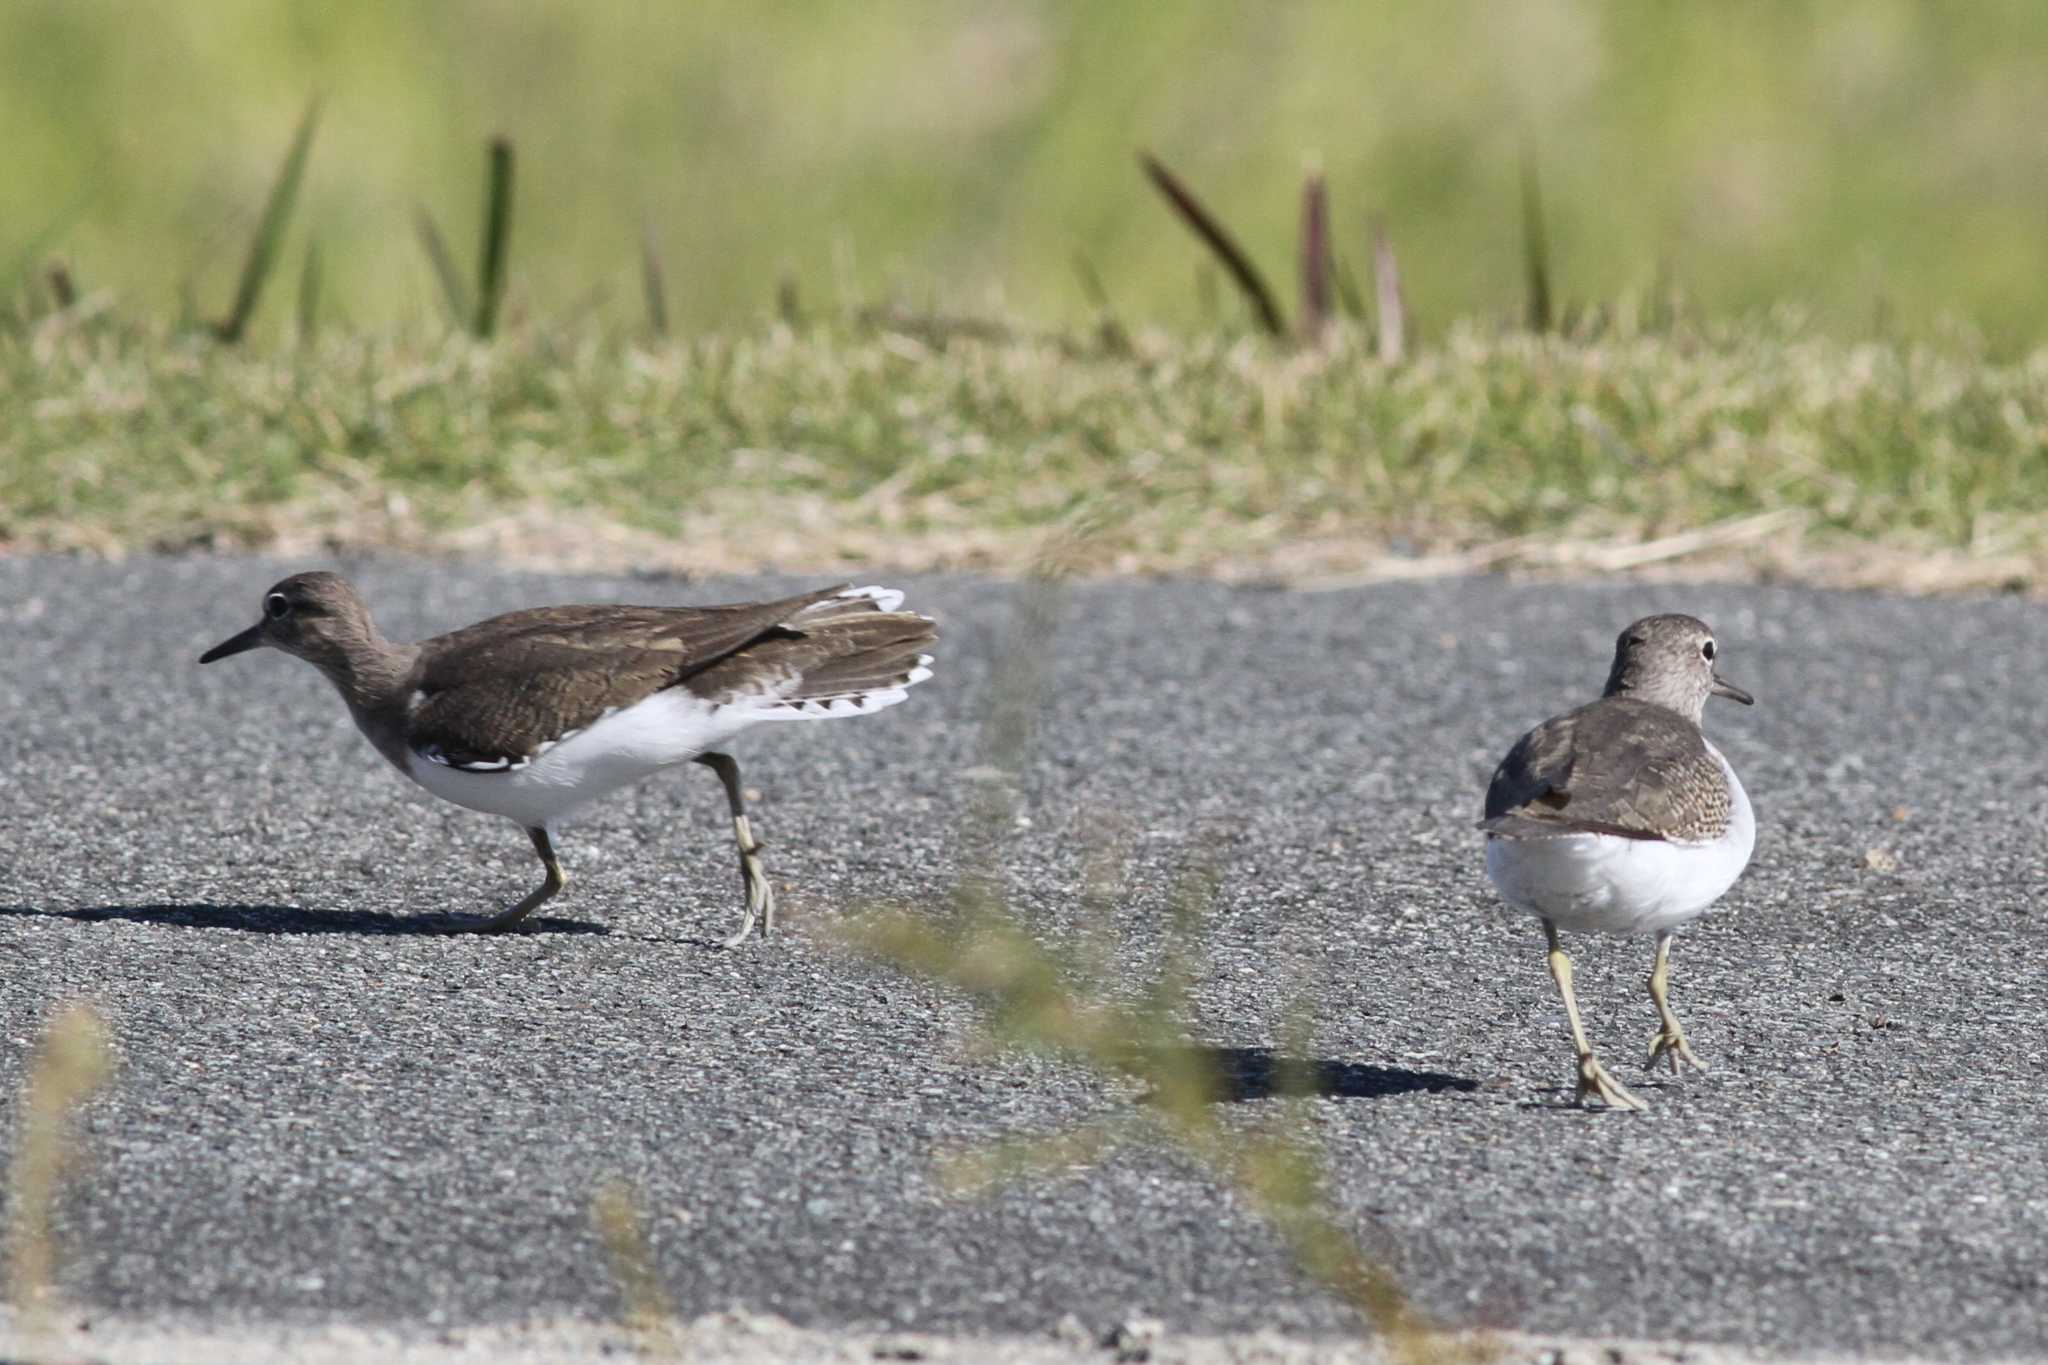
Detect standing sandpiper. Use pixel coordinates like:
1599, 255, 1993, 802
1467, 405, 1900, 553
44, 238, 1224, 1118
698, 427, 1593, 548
1479, 614, 1755, 1111
200, 572, 936, 940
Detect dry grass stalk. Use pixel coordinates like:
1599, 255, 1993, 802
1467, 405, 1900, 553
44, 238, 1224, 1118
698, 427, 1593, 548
1373, 220, 1407, 362
591, 1178, 681, 1360
1299, 171, 1331, 343
5, 1002, 115, 1338
43, 261, 76, 311
1519, 146, 1552, 333
297, 237, 322, 343
639, 218, 670, 340
1541, 508, 1808, 571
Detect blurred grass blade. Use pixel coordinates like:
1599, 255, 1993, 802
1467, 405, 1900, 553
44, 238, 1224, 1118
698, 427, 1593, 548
640, 217, 670, 339
1230, 1135, 1447, 1365
1372, 219, 1407, 363
4, 182, 100, 310
833, 543, 1460, 1358
591, 1179, 680, 1360
297, 237, 321, 342
777, 270, 802, 325
1298, 170, 1330, 343
1331, 251, 1366, 321
1519, 143, 1552, 334
474, 136, 515, 338
6, 1002, 114, 1338
1140, 150, 1285, 337
1072, 250, 1130, 352
1137, 854, 1223, 1118
1139, 855, 1214, 1042
1072, 807, 1132, 994
44, 260, 77, 311
1072, 250, 1112, 313
939, 1117, 1132, 1197
413, 204, 472, 323
214, 97, 320, 343
1647, 257, 1678, 334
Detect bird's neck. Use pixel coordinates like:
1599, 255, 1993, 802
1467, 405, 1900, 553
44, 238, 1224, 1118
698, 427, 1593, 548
313, 635, 421, 725
1602, 680, 1705, 726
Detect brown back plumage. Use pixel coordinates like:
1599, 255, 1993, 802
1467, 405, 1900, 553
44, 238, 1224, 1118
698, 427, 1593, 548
408, 586, 935, 766
1479, 696, 1733, 843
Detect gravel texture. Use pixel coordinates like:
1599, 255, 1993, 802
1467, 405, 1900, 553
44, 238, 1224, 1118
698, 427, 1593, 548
0, 1309, 1976, 1365
1, 556, 2044, 1361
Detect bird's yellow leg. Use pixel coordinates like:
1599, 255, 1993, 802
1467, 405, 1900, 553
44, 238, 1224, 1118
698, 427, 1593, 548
445, 826, 566, 934
696, 751, 775, 947
1646, 931, 1707, 1074
1545, 919, 1647, 1112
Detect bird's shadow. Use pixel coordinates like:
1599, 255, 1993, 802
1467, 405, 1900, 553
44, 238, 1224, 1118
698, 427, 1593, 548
1143, 1045, 1478, 1103
0, 903, 609, 937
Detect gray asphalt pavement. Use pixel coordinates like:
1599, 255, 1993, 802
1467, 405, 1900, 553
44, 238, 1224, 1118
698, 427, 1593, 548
1, 555, 2044, 1361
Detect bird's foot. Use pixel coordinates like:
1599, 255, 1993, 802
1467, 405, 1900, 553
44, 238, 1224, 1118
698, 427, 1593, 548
1575, 1054, 1648, 1112
1647, 1025, 1707, 1075
719, 865, 774, 948
718, 821, 775, 948
431, 906, 534, 935
433, 887, 559, 935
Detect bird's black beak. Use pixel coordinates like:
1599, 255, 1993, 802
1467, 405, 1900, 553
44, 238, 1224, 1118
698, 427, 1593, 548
199, 623, 266, 664
1711, 672, 1754, 706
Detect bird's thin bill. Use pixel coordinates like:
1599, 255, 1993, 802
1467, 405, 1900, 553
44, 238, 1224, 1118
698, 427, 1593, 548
1710, 673, 1755, 706
199, 623, 265, 664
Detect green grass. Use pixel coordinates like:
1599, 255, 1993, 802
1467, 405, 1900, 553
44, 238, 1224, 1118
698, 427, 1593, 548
6, 2, 2048, 344
5, 311, 2048, 589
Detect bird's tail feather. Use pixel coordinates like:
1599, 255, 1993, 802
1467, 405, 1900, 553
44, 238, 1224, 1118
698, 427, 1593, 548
689, 591, 938, 720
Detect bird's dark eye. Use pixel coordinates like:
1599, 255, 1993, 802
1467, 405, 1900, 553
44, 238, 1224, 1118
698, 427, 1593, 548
264, 592, 292, 620
1701, 639, 1716, 661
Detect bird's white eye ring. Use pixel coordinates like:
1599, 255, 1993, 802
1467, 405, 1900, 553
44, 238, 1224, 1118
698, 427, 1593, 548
1701, 639, 1716, 661
264, 592, 292, 620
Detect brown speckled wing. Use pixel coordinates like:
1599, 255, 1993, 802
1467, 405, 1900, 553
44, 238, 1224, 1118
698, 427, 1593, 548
1479, 696, 1732, 844
407, 587, 852, 768
682, 611, 936, 712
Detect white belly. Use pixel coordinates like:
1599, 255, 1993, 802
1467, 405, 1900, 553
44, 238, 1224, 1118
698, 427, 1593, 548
1484, 744, 1755, 937
399, 689, 763, 831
